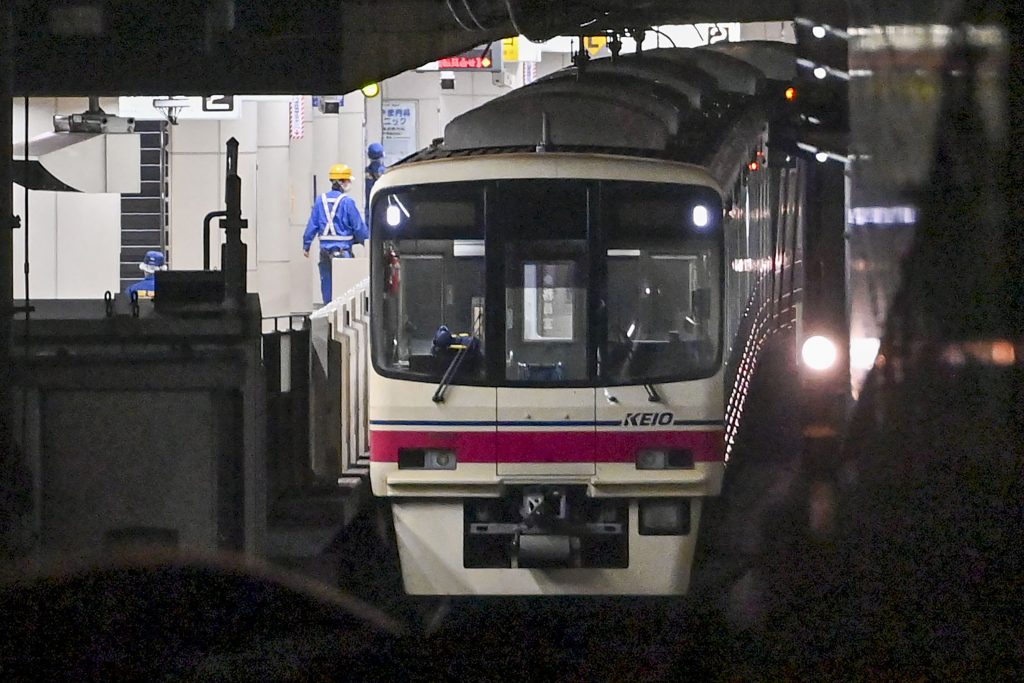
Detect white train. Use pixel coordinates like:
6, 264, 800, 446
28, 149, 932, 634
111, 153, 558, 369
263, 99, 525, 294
335, 41, 811, 595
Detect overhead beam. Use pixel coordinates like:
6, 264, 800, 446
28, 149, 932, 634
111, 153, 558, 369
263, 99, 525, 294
11, 0, 796, 96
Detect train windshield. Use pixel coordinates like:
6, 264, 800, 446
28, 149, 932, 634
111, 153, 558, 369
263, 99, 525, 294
372, 183, 488, 382
371, 179, 722, 386
601, 182, 722, 384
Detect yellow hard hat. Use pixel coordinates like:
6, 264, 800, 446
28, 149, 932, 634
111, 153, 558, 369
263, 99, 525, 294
329, 164, 353, 181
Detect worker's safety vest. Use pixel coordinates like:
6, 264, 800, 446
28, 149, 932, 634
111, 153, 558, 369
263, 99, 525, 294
319, 193, 355, 245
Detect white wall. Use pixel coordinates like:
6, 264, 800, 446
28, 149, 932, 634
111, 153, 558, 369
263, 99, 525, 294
739, 22, 796, 43
11, 97, 122, 299
168, 93, 372, 314
381, 60, 542, 150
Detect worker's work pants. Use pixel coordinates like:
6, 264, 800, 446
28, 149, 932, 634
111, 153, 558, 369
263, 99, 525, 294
318, 247, 353, 305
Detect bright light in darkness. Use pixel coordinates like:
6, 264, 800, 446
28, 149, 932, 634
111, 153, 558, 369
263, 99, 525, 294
816, 151, 829, 163
802, 335, 838, 371
850, 337, 881, 370
812, 25, 827, 38
386, 205, 402, 227
813, 66, 828, 79
692, 204, 710, 227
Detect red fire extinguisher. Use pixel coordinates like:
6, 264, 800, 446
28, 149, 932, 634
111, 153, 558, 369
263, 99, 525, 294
386, 246, 401, 294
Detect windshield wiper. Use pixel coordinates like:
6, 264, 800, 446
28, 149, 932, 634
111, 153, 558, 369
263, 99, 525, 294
432, 315, 483, 403
644, 383, 662, 403
433, 344, 472, 403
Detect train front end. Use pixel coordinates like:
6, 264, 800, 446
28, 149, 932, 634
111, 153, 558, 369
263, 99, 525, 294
368, 154, 727, 595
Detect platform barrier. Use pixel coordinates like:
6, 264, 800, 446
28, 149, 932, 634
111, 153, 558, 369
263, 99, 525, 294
315, 279, 371, 477
262, 314, 312, 496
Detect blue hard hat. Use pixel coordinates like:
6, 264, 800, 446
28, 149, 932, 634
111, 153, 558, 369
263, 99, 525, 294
367, 142, 384, 159
139, 250, 166, 274
432, 325, 453, 349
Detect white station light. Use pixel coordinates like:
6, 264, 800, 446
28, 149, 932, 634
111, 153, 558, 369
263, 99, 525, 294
812, 25, 828, 39
386, 204, 402, 227
692, 204, 710, 228
813, 66, 828, 80
816, 151, 830, 163
802, 335, 838, 371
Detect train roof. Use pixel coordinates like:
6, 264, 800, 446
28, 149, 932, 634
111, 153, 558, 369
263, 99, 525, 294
397, 40, 794, 188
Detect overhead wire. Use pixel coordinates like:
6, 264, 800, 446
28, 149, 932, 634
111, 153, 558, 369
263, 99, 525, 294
504, 0, 526, 37
459, 0, 491, 30
444, 0, 474, 31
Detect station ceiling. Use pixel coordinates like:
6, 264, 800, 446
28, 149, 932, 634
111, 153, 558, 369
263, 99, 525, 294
11, 1, 795, 96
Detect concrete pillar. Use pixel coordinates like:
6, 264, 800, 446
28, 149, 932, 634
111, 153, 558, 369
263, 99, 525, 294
288, 97, 318, 311
365, 92, 384, 167
255, 100, 291, 316
168, 120, 222, 271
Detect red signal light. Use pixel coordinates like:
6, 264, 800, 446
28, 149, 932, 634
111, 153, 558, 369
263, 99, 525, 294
748, 161, 760, 171
785, 86, 797, 101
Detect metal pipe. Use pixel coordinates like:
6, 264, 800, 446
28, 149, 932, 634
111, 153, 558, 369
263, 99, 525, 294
202, 210, 227, 270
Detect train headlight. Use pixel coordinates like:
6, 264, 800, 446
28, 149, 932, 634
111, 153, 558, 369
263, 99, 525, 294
801, 335, 838, 371
692, 204, 710, 228
398, 448, 457, 470
635, 448, 694, 470
430, 450, 456, 469
386, 204, 402, 227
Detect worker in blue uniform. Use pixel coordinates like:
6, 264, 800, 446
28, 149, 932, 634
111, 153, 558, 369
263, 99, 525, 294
365, 142, 386, 213
303, 163, 369, 305
123, 250, 166, 299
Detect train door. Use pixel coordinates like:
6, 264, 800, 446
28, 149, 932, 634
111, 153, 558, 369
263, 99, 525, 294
493, 180, 596, 476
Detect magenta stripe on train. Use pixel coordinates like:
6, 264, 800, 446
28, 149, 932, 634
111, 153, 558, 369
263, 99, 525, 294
369, 429, 725, 463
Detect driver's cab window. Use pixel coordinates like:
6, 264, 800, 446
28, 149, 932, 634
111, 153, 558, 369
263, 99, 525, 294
498, 180, 589, 383
373, 185, 486, 381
